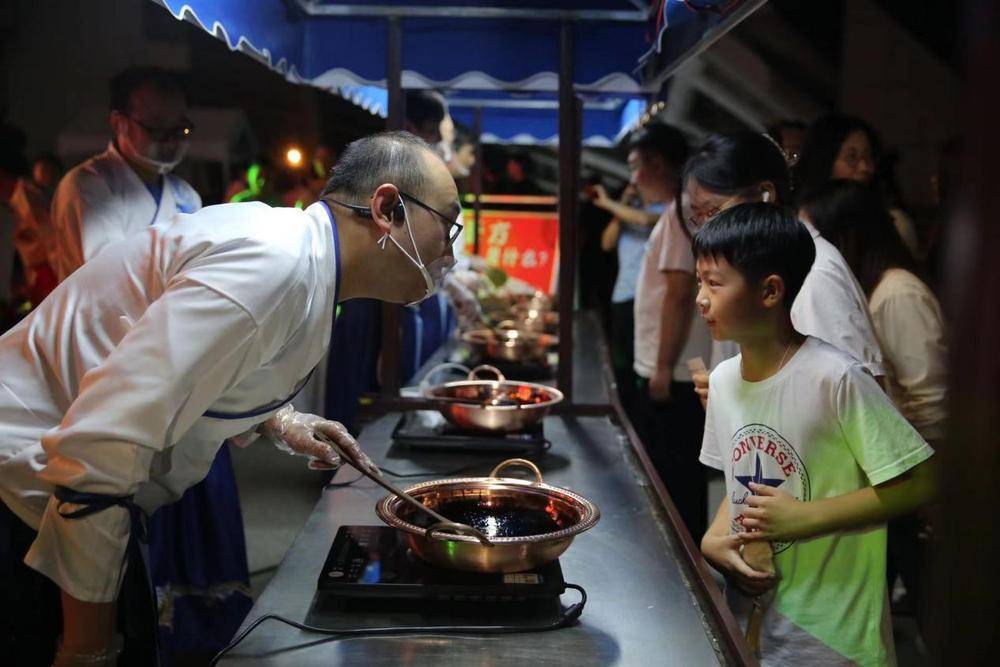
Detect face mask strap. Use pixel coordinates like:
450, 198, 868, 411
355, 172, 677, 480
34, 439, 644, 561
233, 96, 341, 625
398, 197, 427, 269
329, 192, 445, 304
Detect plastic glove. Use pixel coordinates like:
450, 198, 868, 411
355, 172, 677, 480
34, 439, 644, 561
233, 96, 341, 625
259, 405, 380, 476
442, 271, 485, 330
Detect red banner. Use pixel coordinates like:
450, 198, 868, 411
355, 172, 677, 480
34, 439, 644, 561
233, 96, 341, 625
462, 209, 560, 294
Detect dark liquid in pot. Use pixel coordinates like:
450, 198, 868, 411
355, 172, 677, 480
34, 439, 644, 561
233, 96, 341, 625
410, 499, 562, 538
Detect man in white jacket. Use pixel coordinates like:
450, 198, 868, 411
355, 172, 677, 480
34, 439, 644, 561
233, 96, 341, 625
50, 66, 201, 281
0, 130, 460, 666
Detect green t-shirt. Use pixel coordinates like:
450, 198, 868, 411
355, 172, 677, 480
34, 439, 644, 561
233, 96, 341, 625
701, 337, 934, 666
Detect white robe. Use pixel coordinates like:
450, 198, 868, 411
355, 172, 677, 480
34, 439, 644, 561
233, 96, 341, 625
50, 141, 202, 281
0, 201, 339, 602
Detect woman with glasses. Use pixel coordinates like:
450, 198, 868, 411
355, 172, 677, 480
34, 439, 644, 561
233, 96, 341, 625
797, 113, 921, 259
681, 133, 886, 408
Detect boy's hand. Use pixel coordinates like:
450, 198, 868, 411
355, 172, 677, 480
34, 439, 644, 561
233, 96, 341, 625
686, 357, 709, 409
739, 483, 814, 542
701, 533, 777, 596
692, 370, 709, 409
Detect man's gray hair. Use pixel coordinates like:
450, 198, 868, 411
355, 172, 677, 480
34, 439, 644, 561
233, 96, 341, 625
321, 131, 431, 201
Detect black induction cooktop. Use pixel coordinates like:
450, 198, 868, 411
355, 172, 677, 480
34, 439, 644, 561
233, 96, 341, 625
317, 525, 565, 602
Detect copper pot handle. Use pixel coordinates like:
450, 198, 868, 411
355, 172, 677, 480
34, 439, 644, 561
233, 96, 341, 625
489, 458, 544, 484
420, 363, 472, 392
424, 521, 494, 547
469, 364, 506, 382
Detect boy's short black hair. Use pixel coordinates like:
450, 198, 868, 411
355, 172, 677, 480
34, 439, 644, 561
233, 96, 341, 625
692, 203, 815, 307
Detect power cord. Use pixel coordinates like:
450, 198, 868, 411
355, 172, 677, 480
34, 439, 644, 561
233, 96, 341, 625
209, 582, 586, 665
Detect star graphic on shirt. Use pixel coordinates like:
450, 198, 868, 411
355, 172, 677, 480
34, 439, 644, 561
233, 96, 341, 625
735, 454, 785, 492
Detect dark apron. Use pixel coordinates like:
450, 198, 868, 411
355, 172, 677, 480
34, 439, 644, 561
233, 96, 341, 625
51, 373, 314, 666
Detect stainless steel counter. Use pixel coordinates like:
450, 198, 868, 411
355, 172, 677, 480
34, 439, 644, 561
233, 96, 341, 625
221, 314, 741, 666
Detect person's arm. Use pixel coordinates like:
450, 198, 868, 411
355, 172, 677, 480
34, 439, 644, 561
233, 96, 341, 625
600, 218, 621, 252
649, 270, 695, 401
591, 185, 658, 227
701, 498, 778, 595
739, 458, 936, 542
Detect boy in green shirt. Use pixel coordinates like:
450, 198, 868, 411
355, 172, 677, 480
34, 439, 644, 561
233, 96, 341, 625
695, 203, 935, 665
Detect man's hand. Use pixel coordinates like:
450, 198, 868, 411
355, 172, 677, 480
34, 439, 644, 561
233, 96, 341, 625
442, 272, 485, 330
591, 183, 612, 207
701, 533, 777, 596
738, 483, 815, 542
649, 366, 672, 402
260, 405, 380, 476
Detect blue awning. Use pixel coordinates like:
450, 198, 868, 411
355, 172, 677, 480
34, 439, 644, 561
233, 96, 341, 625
152, 1, 653, 93
340, 86, 647, 146
640, 0, 766, 83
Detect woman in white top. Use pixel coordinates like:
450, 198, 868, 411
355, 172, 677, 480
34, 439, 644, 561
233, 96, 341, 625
800, 179, 945, 627
800, 180, 946, 442
681, 132, 886, 407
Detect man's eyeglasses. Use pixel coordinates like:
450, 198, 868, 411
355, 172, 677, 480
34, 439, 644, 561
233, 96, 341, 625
399, 191, 463, 245
128, 116, 194, 143
327, 191, 463, 246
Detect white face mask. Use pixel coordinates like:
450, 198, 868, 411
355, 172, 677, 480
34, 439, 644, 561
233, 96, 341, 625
117, 130, 188, 175
379, 196, 456, 306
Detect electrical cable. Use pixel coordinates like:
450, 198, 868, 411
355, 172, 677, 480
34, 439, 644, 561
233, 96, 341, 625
209, 582, 586, 665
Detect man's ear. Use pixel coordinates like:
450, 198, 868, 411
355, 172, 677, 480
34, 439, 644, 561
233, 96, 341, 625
370, 183, 402, 235
761, 274, 786, 308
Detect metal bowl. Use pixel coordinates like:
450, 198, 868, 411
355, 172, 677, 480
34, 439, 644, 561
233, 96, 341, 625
462, 326, 558, 363
375, 459, 600, 573
512, 307, 559, 334
423, 365, 563, 432
485, 309, 559, 334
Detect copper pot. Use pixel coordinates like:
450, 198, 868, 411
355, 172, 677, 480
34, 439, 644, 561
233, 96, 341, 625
422, 365, 562, 432
462, 326, 558, 363
375, 459, 600, 573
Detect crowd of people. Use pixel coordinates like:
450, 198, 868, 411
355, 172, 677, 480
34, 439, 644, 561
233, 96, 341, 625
596, 113, 949, 664
0, 56, 954, 665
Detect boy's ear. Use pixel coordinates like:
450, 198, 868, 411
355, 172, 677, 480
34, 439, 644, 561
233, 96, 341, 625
761, 274, 786, 308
